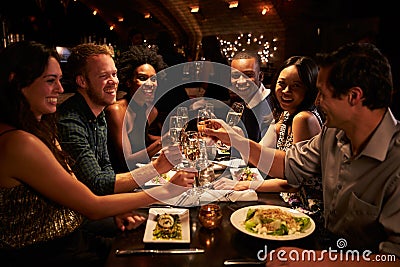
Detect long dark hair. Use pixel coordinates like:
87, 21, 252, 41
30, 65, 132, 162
0, 41, 73, 173
269, 56, 321, 122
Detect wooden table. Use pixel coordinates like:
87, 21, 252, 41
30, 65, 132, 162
104, 192, 325, 267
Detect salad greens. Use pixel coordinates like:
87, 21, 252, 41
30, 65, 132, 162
244, 208, 311, 236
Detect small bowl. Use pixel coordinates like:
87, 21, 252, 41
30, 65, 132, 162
198, 204, 222, 229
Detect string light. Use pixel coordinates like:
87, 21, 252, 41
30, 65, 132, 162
261, 6, 269, 15
228, 1, 239, 8
190, 6, 199, 13
218, 34, 278, 64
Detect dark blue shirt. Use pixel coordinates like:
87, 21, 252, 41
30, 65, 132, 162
57, 93, 116, 195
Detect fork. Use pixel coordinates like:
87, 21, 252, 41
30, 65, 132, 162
175, 192, 189, 206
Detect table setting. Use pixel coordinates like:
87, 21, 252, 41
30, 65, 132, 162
106, 103, 320, 266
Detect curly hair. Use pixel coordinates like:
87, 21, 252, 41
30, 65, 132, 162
269, 56, 321, 122
0, 41, 73, 173
116, 45, 167, 92
315, 42, 393, 110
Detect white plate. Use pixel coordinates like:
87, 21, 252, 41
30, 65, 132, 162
143, 208, 190, 243
144, 170, 177, 187
230, 205, 315, 241
230, 167, 264, 181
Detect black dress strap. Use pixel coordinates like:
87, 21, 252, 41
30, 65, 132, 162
0, 128, 18, 137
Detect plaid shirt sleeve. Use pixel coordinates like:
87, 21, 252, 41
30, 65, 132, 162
57, 111, 116, 196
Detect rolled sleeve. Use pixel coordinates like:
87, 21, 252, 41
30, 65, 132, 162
285, 134, 322, 188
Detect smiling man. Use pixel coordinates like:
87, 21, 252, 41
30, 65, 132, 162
206, 42, 400, 262
230, 50, 272, 142
56, 43, 183, 236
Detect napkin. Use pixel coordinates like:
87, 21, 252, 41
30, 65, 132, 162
161, 189, 258, 207
211, 158, 246, 168
202, 189, 258, 202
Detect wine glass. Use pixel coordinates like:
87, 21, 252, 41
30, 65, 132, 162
197, 108, 211, 137
205, 103, 214, 118
181, 131, 207, 201
216, 102, 244, 150
177, 106, 189, 127
226, 102, 244, 126
182, 131, 201, 169
197, 164, 216, 189
169, 115, 183, 145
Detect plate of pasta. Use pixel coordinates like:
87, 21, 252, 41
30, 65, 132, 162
230, 205, 315, 240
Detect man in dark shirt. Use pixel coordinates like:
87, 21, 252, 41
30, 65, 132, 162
58, 43, 181, 196
230, 50, 273, 142
57, 43, 183, 234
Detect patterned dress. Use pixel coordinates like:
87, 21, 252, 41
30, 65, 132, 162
277, 110, 324, 217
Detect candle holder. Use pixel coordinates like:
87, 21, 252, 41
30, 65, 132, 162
198, 204, 222, 229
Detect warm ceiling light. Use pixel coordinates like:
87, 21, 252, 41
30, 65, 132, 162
109, 25, 114, 30
228, 1, 239, 8
118, 17, 124, 22
190, 6, 199, 13
261, 6, 269, 15
92, 10, 97, 15
144, 12, 151, 18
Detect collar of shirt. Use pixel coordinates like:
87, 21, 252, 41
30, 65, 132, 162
247, 83, 271, 109
63, 92, 106, 126
336, 108, 398, 162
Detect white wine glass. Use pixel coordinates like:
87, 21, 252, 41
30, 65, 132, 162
197, 108, 211, 137
181, 131, 206, 201
177, 106, 189, 127
169, 115, 183, 145
216, 102, 244, 150
226, 102, 244, 126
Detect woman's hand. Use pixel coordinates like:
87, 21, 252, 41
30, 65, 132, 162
152, 145, 183, 174
212, 177, 250, 191
163, 170, 195, 197
114, 211, 147, 231
203, 119, 235, 146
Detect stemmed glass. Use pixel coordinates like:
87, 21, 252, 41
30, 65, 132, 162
177, 106, 189, 128
181, 131, 204, 197
226, 102, 244, 126
216, 102, 244, 150
169, 115, 184, 145
182, 131, 201, 169
179, 130, 215, 205
197, 108, 211, 137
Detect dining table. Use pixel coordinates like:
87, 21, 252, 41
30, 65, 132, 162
104, 160, 329, 267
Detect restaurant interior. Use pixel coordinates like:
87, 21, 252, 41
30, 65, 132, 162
1, 1, 400, 266
1, 0, 398, 116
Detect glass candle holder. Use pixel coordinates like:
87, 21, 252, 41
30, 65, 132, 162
198, 204, 222, 229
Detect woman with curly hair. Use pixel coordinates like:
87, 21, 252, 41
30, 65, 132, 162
105, 45, 167, 172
